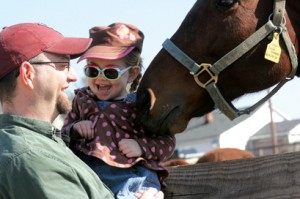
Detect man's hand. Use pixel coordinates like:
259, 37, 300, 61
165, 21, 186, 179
135, 188, 164, 199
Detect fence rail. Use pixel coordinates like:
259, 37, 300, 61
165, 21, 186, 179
163, 151, 300, 198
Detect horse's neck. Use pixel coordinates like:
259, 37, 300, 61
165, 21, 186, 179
286, 2, 300, 76
287, 1, 300, 10
287, 2, 300, 23
286, 2, 300, 31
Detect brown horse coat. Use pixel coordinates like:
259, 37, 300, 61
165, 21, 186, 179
136, 0, 300, 135
197, 148, 255, 163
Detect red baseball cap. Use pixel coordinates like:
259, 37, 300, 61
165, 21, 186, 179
0, 23, 92, 80
78, 23, 144, 62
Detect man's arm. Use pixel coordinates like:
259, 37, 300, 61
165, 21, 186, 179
1, 150, 113, 199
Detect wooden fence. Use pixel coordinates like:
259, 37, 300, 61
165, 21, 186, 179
163, 151, 300, 198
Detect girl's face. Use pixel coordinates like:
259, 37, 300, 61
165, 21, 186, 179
86, 58, 140, 101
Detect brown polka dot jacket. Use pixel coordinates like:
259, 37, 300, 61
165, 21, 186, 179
61, 87, 176, 184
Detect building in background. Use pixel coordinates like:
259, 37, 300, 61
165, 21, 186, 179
174, 104, 300, 159
246, 119, 300, 156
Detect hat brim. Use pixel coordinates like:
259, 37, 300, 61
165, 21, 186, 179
77, 46, 135, 63
45, 37, 92, 59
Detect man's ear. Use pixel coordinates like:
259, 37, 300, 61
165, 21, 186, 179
128, 66, 141, 83
19, 62, 35, 89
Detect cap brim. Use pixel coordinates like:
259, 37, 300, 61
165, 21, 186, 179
45, 37, 92, 59
77, 46, 135, 63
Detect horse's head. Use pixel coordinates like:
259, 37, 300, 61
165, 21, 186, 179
136, 0, 299, 135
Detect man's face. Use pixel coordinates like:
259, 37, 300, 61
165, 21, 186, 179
32, 52, 77, 117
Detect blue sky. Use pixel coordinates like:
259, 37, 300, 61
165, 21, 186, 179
2, 0, 300, 119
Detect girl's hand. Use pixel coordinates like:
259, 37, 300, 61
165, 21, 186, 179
118, 139, 142, 158
73, 120, 94, 140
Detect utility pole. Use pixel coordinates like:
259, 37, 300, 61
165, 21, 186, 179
269, 98, 279, 154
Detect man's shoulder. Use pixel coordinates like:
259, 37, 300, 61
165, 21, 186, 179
0, 131, 32, 185
0, 133, 73, 186
0, 127, 65, 172
0, 128, 30, 165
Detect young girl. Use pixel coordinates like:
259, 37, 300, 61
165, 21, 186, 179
61, 23, 176, 198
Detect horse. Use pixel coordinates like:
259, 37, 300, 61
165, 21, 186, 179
161, 148, 254, 167
136, 0, 300, 135
196, 148, 255, 163
161, 158, 190, 167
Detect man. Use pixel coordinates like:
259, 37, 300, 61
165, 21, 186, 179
0, 23, 163, 199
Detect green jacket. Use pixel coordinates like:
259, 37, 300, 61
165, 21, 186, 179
0, 114, 114, 199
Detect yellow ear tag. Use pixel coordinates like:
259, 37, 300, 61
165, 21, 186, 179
264, 32, 281, 63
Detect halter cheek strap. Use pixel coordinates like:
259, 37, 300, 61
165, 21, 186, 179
162, 0, 298, 120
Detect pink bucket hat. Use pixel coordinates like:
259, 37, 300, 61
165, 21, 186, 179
0, 23, 92, 80
78, 23, 144, 62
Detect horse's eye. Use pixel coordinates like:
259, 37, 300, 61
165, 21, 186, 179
216, 0, 239, 8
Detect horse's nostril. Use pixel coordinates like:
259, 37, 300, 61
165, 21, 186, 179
147, 88, 156, 111
137, 89, 151, 115
137, 88, 156, 116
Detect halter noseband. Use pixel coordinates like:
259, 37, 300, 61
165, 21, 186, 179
162, 0, 298, 120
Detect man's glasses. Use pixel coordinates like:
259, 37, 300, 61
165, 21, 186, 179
84, 64, 132, 80
30, 61, 70, 73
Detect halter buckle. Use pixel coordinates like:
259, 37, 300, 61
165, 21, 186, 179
193, 63, 218, 88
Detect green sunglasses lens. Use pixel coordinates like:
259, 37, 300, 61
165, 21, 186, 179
103, 68, 119, 80
84, 67, 99, 78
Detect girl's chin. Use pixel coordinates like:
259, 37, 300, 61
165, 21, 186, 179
95, 93, 111, 101
93, 89, 111, 99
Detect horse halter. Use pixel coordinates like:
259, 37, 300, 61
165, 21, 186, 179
162, 0, 298, 120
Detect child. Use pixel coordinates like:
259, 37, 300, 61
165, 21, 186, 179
61, 23, 176, 198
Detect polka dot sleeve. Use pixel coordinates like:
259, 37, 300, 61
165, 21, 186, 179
136, 134, 176, 162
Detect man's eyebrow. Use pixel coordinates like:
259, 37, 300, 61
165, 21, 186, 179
55, 55, 70, 60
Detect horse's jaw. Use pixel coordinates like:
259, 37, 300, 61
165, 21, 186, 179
136, 86, 214, 135
136, 88, 186, 135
